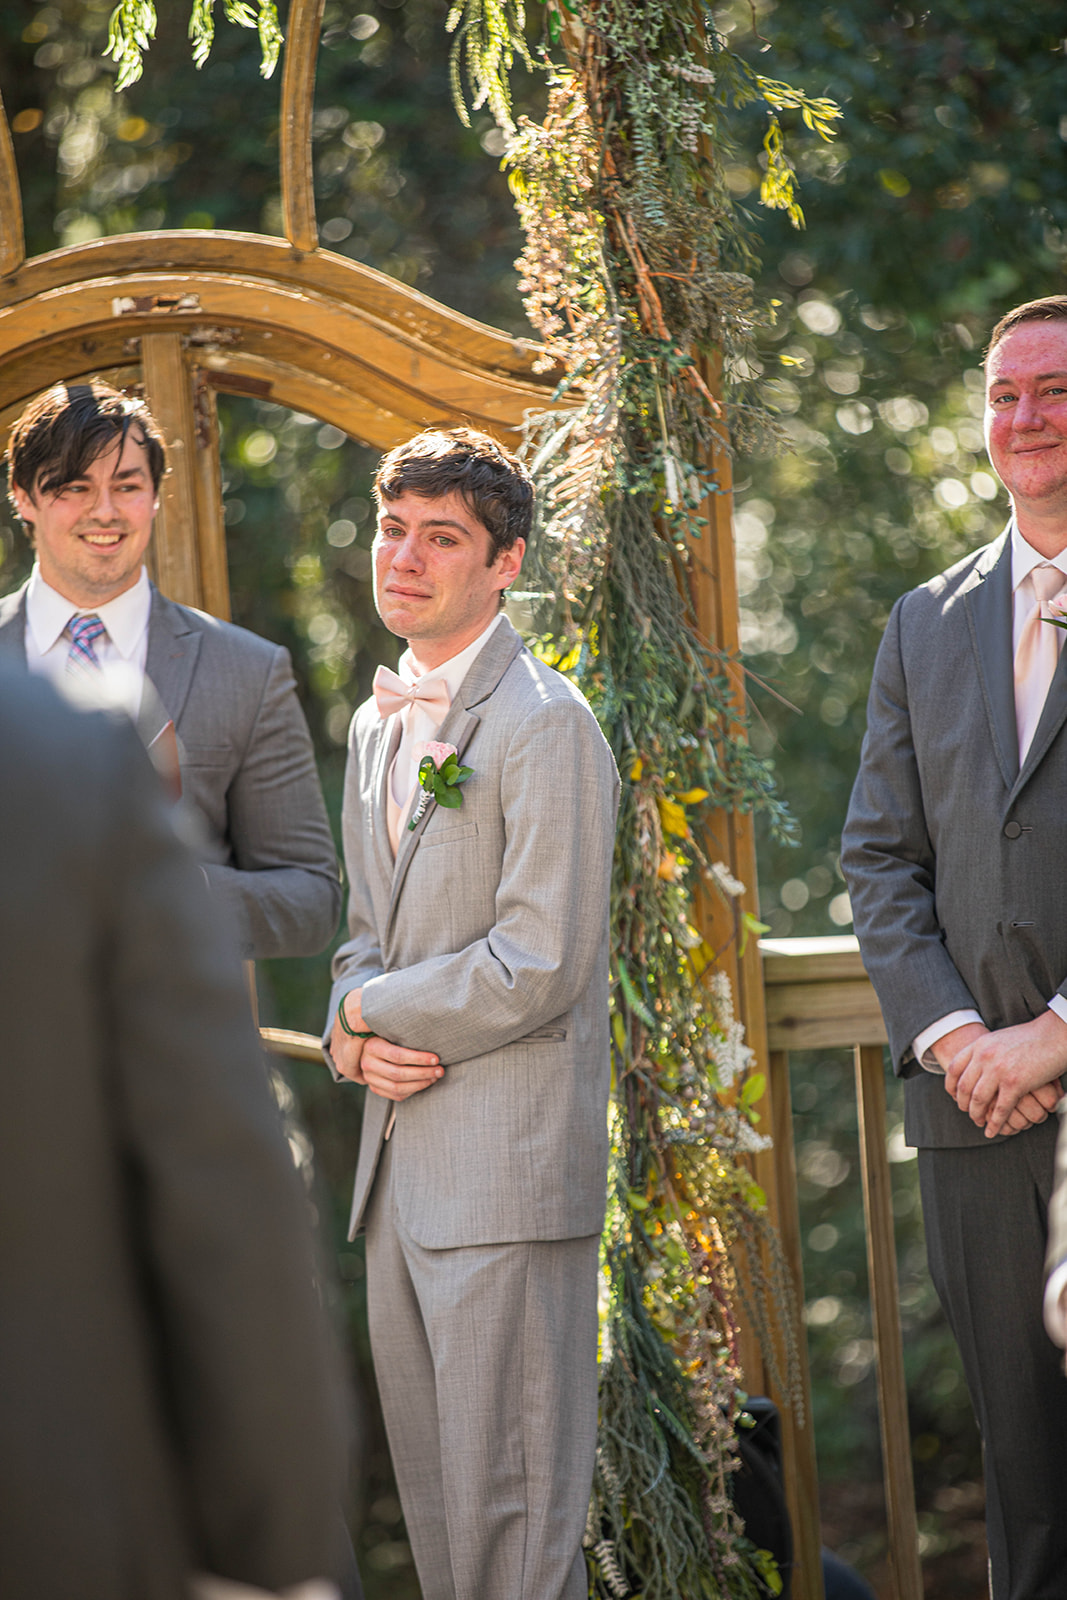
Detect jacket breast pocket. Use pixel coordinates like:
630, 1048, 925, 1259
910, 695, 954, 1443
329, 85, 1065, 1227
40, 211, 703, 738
419, 820, 480, 850
181, 743, 232, 769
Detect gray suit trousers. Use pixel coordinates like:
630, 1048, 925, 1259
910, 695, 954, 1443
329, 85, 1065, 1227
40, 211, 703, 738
365, 1142, 598, 1600
918, 1117, 1067, 1600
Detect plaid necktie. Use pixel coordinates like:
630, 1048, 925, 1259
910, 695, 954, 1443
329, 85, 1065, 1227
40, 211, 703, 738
66, 614, 107, 675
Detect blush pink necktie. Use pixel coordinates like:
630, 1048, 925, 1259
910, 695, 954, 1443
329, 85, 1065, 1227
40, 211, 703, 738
372, 664, 451, 723
1014, 564, 1066, 763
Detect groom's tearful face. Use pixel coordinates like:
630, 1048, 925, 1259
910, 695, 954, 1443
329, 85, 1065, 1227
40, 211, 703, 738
373, 490, 524, 665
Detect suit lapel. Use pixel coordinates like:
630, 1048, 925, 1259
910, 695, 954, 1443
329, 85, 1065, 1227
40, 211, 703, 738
0, 584, 29, 667
384, 618, 524, 932
140, 587, 201, 743
963, 532, 1017, 791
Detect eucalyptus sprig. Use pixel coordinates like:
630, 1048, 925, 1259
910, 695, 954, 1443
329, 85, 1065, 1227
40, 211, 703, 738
416, 749, 473, 811
408, 744, 474, 831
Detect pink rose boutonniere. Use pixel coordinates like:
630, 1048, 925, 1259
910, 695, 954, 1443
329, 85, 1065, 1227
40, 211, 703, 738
408, 741, 474, 831
1046, 596, 1067, 632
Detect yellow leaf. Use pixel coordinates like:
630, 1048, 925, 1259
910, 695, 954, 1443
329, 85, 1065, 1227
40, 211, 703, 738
658, 796, 688, 838
688, 939, 714, 979
676, 787, 708, 804
630, 755, 644, 781
879, 167, 911, 197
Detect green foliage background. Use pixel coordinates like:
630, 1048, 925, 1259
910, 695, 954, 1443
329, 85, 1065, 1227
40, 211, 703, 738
4, 0, 1066, 1590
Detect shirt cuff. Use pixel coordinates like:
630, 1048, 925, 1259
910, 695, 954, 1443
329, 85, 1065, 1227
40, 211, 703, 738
1044, 1260, 1067, 1347
912, 1011, 985, 1074
1048, 995, 1067, 1028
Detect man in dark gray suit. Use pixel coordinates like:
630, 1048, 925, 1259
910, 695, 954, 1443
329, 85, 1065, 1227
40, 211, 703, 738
0, 378, 340, 960
0, 665, 351, 1600
843, 296, 1067, 1599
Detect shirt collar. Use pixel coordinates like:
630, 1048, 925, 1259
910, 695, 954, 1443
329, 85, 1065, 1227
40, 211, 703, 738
1010, 521, 1067, 591
25, 564, 152, 658
397, 611, 504, 702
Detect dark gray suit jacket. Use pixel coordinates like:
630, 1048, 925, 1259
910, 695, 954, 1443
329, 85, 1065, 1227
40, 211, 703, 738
0, 669, 349, 1599
0, 579, 341, 959
843, 528, 1067, 1147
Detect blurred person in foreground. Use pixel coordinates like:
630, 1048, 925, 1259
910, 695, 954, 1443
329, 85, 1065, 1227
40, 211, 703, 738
0, 665, 357, 1600
324, 428, 619, 1600
1045, 1102, 1067, 1352
0, 378, 340, 961
843, 297, 1067, 1598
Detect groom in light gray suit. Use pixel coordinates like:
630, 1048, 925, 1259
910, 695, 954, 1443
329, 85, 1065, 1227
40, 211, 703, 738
0, 379, 340, 961
325, 428, 619, 1600
843, 297, 1067, 1599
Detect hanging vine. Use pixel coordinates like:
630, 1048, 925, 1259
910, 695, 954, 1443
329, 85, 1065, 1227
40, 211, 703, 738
451, 5, 839, 1596
105, 0, 283, 91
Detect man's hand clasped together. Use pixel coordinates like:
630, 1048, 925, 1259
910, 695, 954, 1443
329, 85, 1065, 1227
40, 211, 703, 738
330, 990, 442, 1101
935, 1016, 1067, 1138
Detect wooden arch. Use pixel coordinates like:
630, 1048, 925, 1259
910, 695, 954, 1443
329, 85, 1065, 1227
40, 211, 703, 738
0, 0, 557, 618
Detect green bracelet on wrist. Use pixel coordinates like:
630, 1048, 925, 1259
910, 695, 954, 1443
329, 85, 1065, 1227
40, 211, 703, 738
338, 995, 373, 1039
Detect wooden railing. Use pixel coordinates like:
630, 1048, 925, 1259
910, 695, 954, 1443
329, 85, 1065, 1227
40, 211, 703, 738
260, 935, 923, 1600
761, 936, 922, 1600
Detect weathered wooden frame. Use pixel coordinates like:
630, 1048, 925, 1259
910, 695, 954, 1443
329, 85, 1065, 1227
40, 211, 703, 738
0, 0, 558, 617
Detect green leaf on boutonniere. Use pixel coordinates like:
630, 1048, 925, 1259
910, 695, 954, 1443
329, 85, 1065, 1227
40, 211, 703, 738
436, 753, 472, 786
410, 748, 474, 828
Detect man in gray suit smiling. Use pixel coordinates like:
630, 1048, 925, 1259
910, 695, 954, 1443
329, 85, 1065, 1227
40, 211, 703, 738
0, 379, 340, 961
842, 297, 1067, 1599
325, 428, 619, 1600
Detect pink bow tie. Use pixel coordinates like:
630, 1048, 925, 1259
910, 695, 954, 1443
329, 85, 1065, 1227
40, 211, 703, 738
372, 664, 451, 723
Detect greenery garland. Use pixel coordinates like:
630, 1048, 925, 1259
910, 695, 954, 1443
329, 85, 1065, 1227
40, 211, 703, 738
451, 5, 838, 1595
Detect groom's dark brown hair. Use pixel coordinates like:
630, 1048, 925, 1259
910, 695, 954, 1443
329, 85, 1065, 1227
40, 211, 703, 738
374, 427, 533, 562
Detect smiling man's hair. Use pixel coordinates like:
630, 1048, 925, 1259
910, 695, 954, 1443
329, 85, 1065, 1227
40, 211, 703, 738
5, 380, 166, 523
987, 296, 1067, 359
374, 427, 533, 563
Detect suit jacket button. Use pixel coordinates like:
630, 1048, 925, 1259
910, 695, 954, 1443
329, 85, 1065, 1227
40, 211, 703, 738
1004, 821, 1022, 839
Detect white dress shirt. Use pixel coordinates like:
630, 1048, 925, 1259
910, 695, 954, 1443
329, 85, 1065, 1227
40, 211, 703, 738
388, 612, 503, 804
913, 524, 1067, 1070
24, 563, 151, 722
